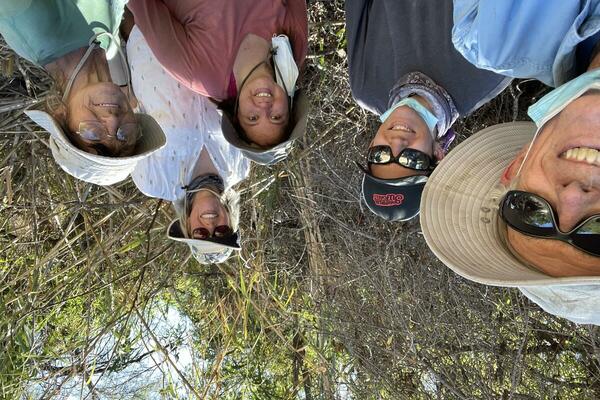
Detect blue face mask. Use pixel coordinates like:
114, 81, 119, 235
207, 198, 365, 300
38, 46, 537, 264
379, 97, 438, 135
528, 68, 600, 127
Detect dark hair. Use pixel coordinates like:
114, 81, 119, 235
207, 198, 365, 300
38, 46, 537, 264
217, 96, 292, 148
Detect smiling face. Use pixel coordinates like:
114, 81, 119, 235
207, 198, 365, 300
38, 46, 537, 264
369, 105, 443, 179
502, 92, 600, 276
237, 76, 289, 147
64, 82, 140, 156
188, 190, 231, 240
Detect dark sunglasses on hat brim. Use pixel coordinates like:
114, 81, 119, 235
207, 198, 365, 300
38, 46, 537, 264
192, 225, 233, 240
499, 190, 600, 257
366, 146, 436, 172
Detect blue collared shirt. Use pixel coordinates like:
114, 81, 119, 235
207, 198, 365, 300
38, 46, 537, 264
452, 0, 600, 87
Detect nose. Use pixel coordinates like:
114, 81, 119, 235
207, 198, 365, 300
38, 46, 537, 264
95, 114, 121, 137
386, 136, 408, 156
556, 181, 600, 232
253, 96, 273, 109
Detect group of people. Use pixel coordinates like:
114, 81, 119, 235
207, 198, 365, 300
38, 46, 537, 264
1, 0, 598, 325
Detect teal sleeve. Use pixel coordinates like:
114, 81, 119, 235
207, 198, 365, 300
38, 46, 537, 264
0, 0, 125, 66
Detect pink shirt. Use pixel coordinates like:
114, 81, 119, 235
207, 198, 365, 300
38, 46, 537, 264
128, 0, 308, 101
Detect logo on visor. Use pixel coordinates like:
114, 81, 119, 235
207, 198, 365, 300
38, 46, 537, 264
372, 193, 404, 207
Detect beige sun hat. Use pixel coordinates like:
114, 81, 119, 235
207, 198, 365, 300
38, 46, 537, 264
420, 121, 600, 287
25, 109, 166, 186
166, 218, 240, 264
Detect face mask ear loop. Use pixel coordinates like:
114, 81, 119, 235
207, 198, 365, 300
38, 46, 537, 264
515, 126, 543, 177
272, 51, 293, 111
95, 31, 134, 101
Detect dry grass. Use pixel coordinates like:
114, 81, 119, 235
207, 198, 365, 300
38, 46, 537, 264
1, 1, 600, 399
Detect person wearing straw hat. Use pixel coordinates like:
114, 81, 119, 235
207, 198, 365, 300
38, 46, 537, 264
126, 26, 250, 264
126, 0, 309, 165
422, 2, 600, 324
346, 0, 511, 222
0, 0, 167, 186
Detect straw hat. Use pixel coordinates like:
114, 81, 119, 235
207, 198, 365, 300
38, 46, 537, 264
25, 109, 166, 186
420, 121, 600, 287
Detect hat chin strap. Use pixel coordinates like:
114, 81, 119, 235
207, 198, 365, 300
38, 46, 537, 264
62, 32, 132, 102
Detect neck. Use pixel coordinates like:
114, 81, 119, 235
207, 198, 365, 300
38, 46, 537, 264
192, 147, 220, 179
588, 41, 600, 71
45, 48, 112, 99
233, 34, 272, 88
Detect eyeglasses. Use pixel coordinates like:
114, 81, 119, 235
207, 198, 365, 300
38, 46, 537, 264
499, 190, 600, 257
77, 121, 142, 143
367, 146, 435, 171
192, 225, 233, 240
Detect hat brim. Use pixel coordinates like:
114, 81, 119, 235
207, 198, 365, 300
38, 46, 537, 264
24, 109, 166, 185
167, 218, 241, 250
221, 90, 309, 165
420, 121, 600, 287
358, 161, 428, 222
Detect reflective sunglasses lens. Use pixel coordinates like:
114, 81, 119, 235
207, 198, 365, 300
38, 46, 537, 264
502, 192, 555, 236
78, 123, 103, 141
368, 146, 392, 164
214, 225, 233, 238
400, 149, 429, 170
572, 216, 600, 256
192, 228, 210, 240
116, 123, 141, 142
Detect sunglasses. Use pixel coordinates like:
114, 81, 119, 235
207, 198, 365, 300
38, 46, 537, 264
192, 225, 233, 241
499, 190, 600, 257
367, 146, 435, 171
77, 121, 142, 143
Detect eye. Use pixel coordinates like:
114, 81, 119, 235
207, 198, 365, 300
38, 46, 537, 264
270, 114, 282, 122
248, 115, 258, 122
192, 228, 209, 240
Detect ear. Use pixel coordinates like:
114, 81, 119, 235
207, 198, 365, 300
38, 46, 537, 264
500, 145, 528, 186
433, 142, 445, 161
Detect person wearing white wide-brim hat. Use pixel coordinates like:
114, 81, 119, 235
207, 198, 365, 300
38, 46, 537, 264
420, 75, 600, 325
0, 0, 166, 186
126, 0, 309, 166
126, 27, 250, 264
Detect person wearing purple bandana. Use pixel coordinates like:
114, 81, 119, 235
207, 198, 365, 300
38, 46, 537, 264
346, 0, 511, 222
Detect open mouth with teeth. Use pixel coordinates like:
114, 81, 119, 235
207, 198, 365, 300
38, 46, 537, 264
560, 147, 600, 166
93, 102, 120, 108
387, 122, 416, 134
200, 213, 218, 219
253, 88, 273, 98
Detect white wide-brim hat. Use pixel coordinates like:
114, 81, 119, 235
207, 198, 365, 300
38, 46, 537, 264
25, 109, 166, 186
167, 218, 240, 265
420, 121, 600, 287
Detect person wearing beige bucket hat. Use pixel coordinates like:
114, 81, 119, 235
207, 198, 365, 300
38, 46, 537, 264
0, 0, 166, 186
126, 27, 250, 264
126, 0, 309, 165
420, 0, 600, 325
345, 0, 511, 222
422, 22, 600, 324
